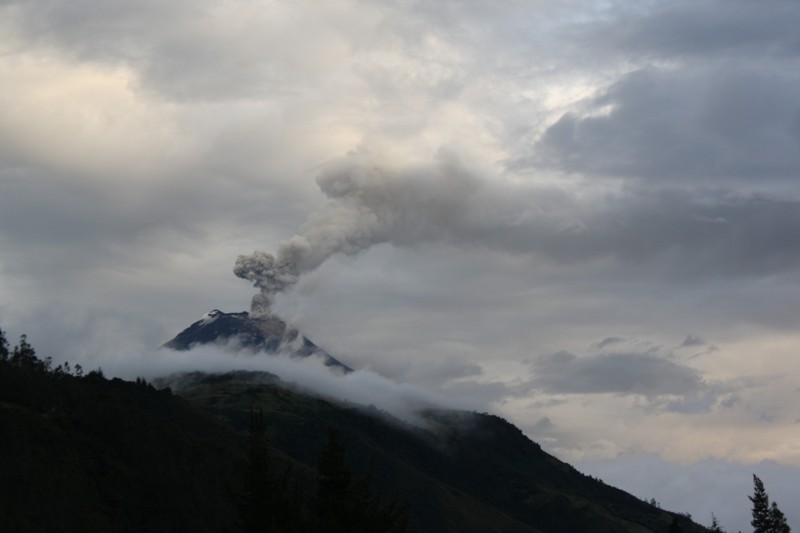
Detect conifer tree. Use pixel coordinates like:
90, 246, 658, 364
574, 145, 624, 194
315, 427, 412, 533
240, 408, 274, 532
769, 501, 791, 533
11, 334, 43, 372
316, 427, 352, 532
240, 407, 304, 532
749, 474, 791, 533
667, 515, 683, 533
710, 512, 724, 532
0, 327, 9, 362
750, 475, 771, 533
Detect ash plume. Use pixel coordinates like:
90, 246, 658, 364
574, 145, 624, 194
235, 147, 794, 314
235, 149, 487, 314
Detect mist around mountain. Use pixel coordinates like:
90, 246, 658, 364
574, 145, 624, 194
1, 321, 711, 532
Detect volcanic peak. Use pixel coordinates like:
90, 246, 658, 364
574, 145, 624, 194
162, 309, 351, 373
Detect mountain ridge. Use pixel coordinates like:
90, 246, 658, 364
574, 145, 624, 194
176, 369, 710, 533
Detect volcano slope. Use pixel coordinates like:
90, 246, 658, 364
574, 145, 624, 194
175, 370, 708, 533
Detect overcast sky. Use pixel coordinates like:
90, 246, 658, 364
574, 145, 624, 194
2, 0, 800, 529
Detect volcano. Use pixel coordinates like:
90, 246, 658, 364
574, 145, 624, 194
162, 309, 351, 373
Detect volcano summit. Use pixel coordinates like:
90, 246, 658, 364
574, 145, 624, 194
162, 309, 351, 373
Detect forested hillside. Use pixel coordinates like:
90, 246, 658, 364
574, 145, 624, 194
0, 329, 709, 532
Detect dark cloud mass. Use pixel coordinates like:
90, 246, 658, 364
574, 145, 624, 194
529, 66, 800, 182
613, 0, 800, 58
530, 350, 704, 396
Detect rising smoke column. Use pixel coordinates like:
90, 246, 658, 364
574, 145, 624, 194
234, 150, 484, 315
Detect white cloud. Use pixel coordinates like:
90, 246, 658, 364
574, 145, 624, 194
98, 343, 485, 423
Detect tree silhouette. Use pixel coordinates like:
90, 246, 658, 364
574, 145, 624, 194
709, 512, 724, 532
667, 515, 683, 533
750, 474, 791, 533
11, 335, 44, 373
750, 475, 771, 533
240, 408, 272, 531
240, 407, 304, 532
315, 427, 354, 532
769, 501, 791, 533
315, 427, 411, 533
0, 327, 8, 362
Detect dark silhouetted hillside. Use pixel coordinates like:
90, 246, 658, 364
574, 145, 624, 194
0, 328, 709, 532
0, 362, 244, 531
178, 371, 709, 533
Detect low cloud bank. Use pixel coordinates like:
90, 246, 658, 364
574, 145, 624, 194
96, 343, 482, 423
